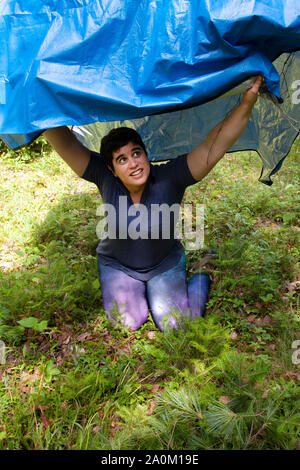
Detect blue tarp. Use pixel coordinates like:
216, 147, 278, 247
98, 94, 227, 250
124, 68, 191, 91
0, 0, 300, 183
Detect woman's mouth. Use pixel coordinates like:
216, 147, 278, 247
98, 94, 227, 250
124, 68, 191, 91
130, 168, 143, 178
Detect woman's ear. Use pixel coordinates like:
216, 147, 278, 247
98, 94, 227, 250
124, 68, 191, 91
108, 164, 116, 177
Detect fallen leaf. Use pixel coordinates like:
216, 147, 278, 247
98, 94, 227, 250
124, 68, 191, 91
63, 335, 71, 345
150, 384, 161, 394
262, 315, 272, 326
19, 368, 42, 393
137, 366, 145, 375
281, 371, 298, 382
76, 332, 93, 342
146, 401, 156, 416
254, 302, 264, 310
146, 331, 156, 340
55, 333, 71, 346
37, 405, 48, 412
219, 396, 230, 405
41, 413, 50, 430
286, 280, 300, 293
247, 315, 257, 323
256, 315, 272, 327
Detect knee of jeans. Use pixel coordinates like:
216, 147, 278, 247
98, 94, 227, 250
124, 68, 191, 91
124, 310, 149, 331
106, 302, 149, 331
157, 315, 178, 332
150, 307, 180, 331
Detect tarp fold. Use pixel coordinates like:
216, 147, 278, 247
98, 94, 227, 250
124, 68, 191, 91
0, 0, 300, 183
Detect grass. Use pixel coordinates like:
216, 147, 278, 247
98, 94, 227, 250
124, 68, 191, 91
0, 137, 299, 450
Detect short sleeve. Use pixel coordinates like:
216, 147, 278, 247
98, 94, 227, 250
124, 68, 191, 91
81, 151, 110, 192
170, 154, 198, 189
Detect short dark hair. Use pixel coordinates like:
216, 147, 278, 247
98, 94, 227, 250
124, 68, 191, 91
100, 127, 147, 169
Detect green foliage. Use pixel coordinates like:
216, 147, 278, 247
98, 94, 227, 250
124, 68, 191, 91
17, 317, 49, 332
136, 315, 230, 375
0, 140, 299, 450
0, 136, 51, 166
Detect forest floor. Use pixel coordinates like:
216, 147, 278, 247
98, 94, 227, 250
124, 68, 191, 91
0, 138, 299, 450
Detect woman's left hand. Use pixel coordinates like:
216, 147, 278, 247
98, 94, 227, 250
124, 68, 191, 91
241, 75, 263, 107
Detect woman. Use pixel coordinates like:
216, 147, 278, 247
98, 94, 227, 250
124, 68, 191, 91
44, 76, 262, 331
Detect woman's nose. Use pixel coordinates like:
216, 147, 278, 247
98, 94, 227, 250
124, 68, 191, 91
128, 156, 138, 167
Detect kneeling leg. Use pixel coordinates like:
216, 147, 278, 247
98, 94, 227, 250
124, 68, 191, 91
98, 262, 149, 331
146, 254, 189, 331
187, 272, 211, 318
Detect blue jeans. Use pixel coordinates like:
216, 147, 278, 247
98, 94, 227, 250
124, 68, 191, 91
98, 253, 211, 331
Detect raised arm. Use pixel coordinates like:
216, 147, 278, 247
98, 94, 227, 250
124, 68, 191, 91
187, 76, 263, 181
43, 126, 90, 177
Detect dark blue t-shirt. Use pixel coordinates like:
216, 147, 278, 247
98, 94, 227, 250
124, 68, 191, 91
82, 151, 197, 280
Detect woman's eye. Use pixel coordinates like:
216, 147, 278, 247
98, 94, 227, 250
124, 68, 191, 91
133, 151, 140, 158
119, 157, 127, 164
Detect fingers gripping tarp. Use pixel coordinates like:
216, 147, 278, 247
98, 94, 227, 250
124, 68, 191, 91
0, 0, 300, 183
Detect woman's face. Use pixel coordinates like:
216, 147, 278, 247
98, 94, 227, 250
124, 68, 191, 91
110, 141, 150, 194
